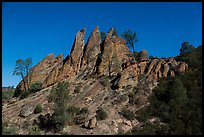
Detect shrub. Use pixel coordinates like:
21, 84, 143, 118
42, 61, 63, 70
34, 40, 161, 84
128, 91, 135, 97
20, 91, 29, 99
34, 104, 42, 114
66, 106, 89, 125
2, 126, 17, 135
74, 85, 81, 93
121, 108, 135, 120
96, 107, 107, 121
28, 125, 42, 135
13, 88, 23, 97
51, 82, 70, 131
2, 90, 15, 100
100, 76, 109, 86
29, 82, 43, 93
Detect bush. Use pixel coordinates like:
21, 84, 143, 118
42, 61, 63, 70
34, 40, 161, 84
20, 91, 29, 99
28, 125, 42, 135
29, 82, 43, 93
2, 123, 17, 135
121, 108, 135, 120
74, 85, 81, 93
34, 104, 42, 114
51, 82, 70, 131
100, 76, 109, 86
128, 91, 135, 97
66, 106, 89, 125
96, 107, 107, 121
13, 88, 23, 97
2, 90, 15, 100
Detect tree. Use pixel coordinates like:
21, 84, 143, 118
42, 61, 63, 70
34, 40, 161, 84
13, 58, 32, 92
179, 42, 194, 56
100, 32, 106, 42
112, 28, 118, 36
51, 81, 70, 131
121, 29, 138, 52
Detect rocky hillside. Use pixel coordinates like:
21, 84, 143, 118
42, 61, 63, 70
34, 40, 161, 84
15, 26, 188, 92
2, 27, 189, 135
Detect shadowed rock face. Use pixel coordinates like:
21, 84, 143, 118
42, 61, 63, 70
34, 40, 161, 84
15, 27, 188, 92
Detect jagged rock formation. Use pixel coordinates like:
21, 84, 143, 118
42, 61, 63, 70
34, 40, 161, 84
15, 27, 188, 92
5, 27, 189, 135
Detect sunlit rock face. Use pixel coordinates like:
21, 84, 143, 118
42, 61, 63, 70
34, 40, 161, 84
15, 27, 188, 92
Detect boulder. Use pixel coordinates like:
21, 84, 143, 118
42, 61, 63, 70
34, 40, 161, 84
88, 117, 97, 129
19, 104, 35, 117
178, 62, 186, 73
145, 59, 158, 76
162, 63, 170, 77
84, 117, 97, 129
139, 50, 148, 62
138, 61, 147, 75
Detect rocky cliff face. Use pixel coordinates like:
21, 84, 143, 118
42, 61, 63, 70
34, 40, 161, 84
5, 27, 190, 135
16, 27, 188, 92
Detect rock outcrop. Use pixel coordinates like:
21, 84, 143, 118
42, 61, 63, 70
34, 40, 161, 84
15, 27, 188, 94
19, 104, 35, 117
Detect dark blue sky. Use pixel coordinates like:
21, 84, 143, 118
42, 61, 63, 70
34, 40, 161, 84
2, 2, 202, 87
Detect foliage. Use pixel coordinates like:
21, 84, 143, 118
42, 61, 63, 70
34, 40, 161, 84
131, 122, 169, 135
121, 29, 138, 52
120, 108, 135, 120
13, 57, 32, 92
112, 28, 118, 36
128, 91, 135, 97
2, 123, 17, 135
133, 45, 202, 135
51, 81, 70, 131
96, 107, 107, 121
100, 31, 106, 42
19, 91, 29, 99
34, 104, 43, 114
133, 51, 140, 61
179, 41, 194, 56
65, 106, 89, 125
28, 125, 42, 135
100, 76, 109, 86
29, 82, 43, 93
177, 43, 202, 70
74, 84, 81, 93
2, 90, 15, 100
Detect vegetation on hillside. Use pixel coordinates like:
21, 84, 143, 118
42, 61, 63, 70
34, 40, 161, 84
131, 44, 202, 135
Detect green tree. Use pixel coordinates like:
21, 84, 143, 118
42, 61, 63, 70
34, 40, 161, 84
100, 31, 106, 42
13, 58, 32, 92
51, 81, 70, 131
179, 41, 194, 56
112, 28, 118, 36
121, 29, 138, 52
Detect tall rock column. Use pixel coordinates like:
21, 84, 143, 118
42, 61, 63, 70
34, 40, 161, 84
80, 26, 101, 73
70, 28, 86, 74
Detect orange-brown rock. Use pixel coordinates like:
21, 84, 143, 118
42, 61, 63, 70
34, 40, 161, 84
138, 61, 147, 75
145, 59, 158, 76
162, 63, 170, 77
16, 53, 64, 91
15, 27, 189, 96
117, 64, 138, 88
178, 62, 187, 73
139, 50, 148, 62
154, 60, 164, 73
80, 26, 101, 72
97, 28, 133, 77
70, 28, 86, 74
